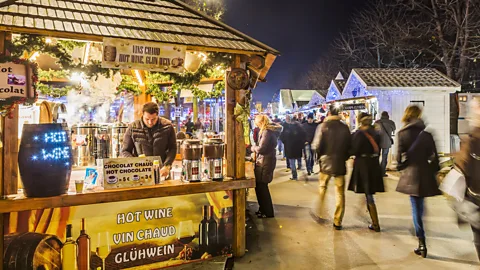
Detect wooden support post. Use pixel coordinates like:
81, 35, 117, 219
132, 70, 150, 121
0, 30, 12, 270
235, 89, 246, 179
225, 55, 241, 178
193, 97, 198, 122
233, 188, 246, 257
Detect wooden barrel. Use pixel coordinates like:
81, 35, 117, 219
38, 101, 53, 124
4, 232, 63, 270
18, 123, 73, 197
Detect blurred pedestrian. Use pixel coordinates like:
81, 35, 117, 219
312, 104, 352, 230
252, 115, 283, 218
194, 118, 204, 131
455, 98, 480, 261
185, 116, 194, 137
280, 114, 306, 180
273, 115, 284, 155
375, 111, 396, 176
396, 105, 441, 258
303, 113, 319, 175
348, 113, 384, 232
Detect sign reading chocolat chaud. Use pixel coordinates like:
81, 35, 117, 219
102, 38, 186, 73
0, 62, 35, 105
100, 157, 160, 190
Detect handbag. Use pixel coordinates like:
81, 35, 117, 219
379, 122, 394, 145
439, 167, 466, 202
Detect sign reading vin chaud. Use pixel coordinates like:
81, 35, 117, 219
0, 63, 35, 104
102, 38, 186, 73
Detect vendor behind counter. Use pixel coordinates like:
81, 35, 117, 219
121, 102, 176, 177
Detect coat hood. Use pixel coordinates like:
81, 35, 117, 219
325, 115, 342, 122
265, 123, 283, 134
400, 119, 425, 132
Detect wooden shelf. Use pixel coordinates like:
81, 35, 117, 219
0, 179, 255, 214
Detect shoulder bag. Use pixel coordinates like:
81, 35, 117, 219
379, 122, 394, 145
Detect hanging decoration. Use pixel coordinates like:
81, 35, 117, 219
234, 102, 251, 145
0, 55, 38, 118
227, 68, 249, 90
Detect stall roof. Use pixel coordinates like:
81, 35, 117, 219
351, 68, 461, 91
0, 0, 280, 56
333, 80, 345, 93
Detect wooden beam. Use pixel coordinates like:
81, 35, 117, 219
233, 188, 246, 257
225, 55, 241, 178
0, 179, 255, 214
131, 70, 150, 121
235, 89, 246, 179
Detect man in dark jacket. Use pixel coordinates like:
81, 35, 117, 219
280, 115, 306, 180
121, 102, 177, 178
302, 113, 319, 175
375, 111, 396, 176
185, 116, 194, 136
311, 104, 352, 230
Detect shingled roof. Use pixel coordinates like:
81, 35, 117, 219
0, 0, 279, 55
352, 68, 461, 90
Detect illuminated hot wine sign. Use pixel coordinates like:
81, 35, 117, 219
31, 131, 70, 162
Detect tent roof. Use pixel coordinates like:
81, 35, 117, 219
0, 0, 280, 55
352, 68, 461, 91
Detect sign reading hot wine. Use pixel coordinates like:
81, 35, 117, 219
3, 191, 234, 270
102, 38, 186, 73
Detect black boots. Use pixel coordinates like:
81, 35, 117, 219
414, 238, 427, 258
367, 203, 381, 232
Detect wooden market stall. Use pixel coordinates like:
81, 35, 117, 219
0, 0, 279, 269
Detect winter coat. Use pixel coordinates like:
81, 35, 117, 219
348, 127, 385, 194
253, 124, 283, 184
375, 117, 396, 149
396, 120, 441, 197
456, 128, 480, 194
253, 127, 260, 145
312, 116, 352, 176
280, 121, 306, 159
185, 121, 194, 133
121, 117, 177, 166
302, 122, 319, 144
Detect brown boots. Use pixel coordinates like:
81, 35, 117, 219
367, 203, 381, 232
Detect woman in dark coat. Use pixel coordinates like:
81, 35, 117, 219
252, 115, 283, 218
396, 105, 440, 258
280, 115, 306, 180
348, 113, 384, 232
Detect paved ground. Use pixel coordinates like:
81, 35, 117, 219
235, 157, 480, 270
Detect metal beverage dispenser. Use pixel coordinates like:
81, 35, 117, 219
203, 138, 224, 181
71, 123, 99, 167
181, 140, 203, 182
110, 123, 128, 158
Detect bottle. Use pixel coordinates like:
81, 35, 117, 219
207, 205, 218, 254
153, 160, 160, 184
199, 205, 209, 253
62, 224, 78, 270
77, 219, 91, 270
217, 208, 226, 248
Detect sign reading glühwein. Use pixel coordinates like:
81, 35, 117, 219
102, 38, 187, 73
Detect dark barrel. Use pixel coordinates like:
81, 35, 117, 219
4, 232, 63, 270
18, 123, 73, 197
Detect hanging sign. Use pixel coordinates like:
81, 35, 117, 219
102, 38, 186, 73
342, 103, 366, 111
0, 57, 38, 117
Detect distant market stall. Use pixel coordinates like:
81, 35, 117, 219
0, 0, 279, 269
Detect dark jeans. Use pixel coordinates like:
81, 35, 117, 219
255, 182, 274, 217
381, 148, 390, 175
304, 143, 314, 173
288, 159, 301, 179
277, 140, 283, 153
286, 158, 301, 170
410, 196, 425, 239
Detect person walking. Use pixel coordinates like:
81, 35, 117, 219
396, 105, 441, 258
312, 104, 352, 230
252, 115, 283, 218
302, 113, 319, 176
273, 115, 283, 156
348, 113, 384, 232
375, 111, 396, 176
455, 98, 480, 261
185, 117, 195, 137
280, 114, 306, 180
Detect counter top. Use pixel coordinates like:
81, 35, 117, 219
0, 179, 255, 213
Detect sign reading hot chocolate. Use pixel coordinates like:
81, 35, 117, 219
0, 63, 35, 102
100, 156, 160, 189
102, 38, 186, 73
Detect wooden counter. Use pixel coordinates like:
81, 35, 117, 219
0, 179, 255, 214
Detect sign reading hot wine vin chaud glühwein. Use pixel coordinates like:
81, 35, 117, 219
102, 38, 187, 73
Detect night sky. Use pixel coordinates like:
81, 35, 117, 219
223, 0, 368, 105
